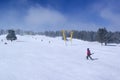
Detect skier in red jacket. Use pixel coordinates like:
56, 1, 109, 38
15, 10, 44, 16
86, 48, 93, 60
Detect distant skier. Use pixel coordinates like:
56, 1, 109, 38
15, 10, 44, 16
86, 48, 93, 60
1, 39, 3, 42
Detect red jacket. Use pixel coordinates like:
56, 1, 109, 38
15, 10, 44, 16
87, 49, 91, 56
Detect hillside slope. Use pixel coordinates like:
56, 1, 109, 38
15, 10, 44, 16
0, 35, 120, 80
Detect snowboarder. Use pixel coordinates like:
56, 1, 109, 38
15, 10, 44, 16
86, 48, 93, 60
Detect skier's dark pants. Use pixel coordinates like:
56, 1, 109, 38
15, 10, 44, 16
86, 55, 93, 60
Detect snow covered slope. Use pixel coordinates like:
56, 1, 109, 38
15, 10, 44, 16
0, 35, 120, 80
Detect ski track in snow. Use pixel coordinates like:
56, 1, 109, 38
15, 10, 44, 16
0, 35, 120, 80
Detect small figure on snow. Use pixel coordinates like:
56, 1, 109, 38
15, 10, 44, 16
49, 41, 51, 43
4, 42, 7, 45
86, 48, 93, 60
1, 39, 3, 42
41, 39, 43, 42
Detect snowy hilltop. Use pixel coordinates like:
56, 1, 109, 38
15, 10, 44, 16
0, 35, 120, 80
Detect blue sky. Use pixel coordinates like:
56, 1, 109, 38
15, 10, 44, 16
0, 0, 120, 31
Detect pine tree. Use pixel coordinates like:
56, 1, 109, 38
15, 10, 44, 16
6, 30, 17, 41
97, 28, 108, 45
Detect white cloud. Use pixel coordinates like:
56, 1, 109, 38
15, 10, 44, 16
101, 8, 120, 26
24, 6, 67, 27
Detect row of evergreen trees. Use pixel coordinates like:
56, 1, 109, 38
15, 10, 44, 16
1, 28, 120, 45
43, 28, 120, 45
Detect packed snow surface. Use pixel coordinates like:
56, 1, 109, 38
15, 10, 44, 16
0, 35, 120, 80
